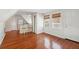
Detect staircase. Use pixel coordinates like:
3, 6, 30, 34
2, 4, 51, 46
17, 14, 32, 34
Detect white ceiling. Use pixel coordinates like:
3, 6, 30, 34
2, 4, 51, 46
18, 9, 54, 13
0, 9, 58, 22
0, 9, 18, 22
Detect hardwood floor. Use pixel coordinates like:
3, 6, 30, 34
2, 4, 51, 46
0, 31, 37, 49
39, 33, 79, 49
0, 30, 79, 49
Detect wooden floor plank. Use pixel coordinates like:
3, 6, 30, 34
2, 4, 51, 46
0, 30, 79, 49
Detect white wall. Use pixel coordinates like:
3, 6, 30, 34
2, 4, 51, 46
0, 9, 18, 22
0, 9, 18, 44
35, 13, 44, 34
44, 9, 79, 42
5, 16, 18, 32
0, 22, 5, 44
63, 10, 79, 42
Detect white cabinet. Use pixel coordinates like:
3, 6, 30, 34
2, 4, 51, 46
62, 10, 79, 42
44, 10, 79, 42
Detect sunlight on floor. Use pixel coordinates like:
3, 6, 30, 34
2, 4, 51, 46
44, 37, 51, 49
44, 37, 62, 49
52, 41, 62, 49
